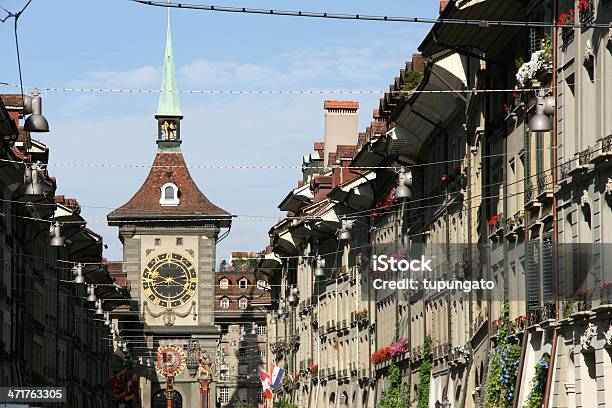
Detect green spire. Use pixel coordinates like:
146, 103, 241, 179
156, 8, 182, 117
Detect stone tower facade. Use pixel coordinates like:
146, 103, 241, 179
107, 9, 231, 407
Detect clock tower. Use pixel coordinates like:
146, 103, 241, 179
107, 9, 231, 407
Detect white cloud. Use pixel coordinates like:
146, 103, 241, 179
76, 66, 161, 88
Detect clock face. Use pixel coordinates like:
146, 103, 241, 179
143, 252, 198, 308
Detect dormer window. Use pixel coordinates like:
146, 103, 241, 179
160, 183, 179, 206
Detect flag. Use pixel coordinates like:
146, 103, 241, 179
259, 367, 273, 400
269, 363, 285, 390
124, 371, 139, 401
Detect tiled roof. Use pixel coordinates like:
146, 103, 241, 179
335, 145, 357, 159
0, 94, 23, 109
108, 151, 230, 220
324, 100, 359, 110
54, 195, 81, 213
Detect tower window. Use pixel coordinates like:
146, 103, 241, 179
176, 237, 183, 246
159, 183, 179, 206
154, 238, 161, 246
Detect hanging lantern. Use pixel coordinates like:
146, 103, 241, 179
94, 299, 104, 315
314, 256, 325, 277
103, 311, 111, 326
338, 219, 353, 241
86, 285, 97, 302
288, 286, 300, 306
23, 91, 49, 133
395, 167, 413, 199
24, 162, 44, 196
121, 342, 128, 353
529, 95, 555, 132
73, 263, 85, 284
270, 313, 277, 325
251, 323, 257, 335
49, 222, 65, 247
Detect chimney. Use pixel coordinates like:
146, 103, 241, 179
323, 101, 359, 167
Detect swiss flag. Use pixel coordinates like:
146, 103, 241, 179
259, 367, 273, 400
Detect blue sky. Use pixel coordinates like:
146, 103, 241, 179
0, 0, 438, 262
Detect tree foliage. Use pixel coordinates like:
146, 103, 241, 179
379, 363, 409, 408
483, 303, 522, 408
417, 336, 432, 408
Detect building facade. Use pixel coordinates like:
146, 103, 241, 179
214, 253, 270, 406
0, 94, 121, 407
258, 1, 612, 407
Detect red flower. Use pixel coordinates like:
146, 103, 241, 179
488, 215, 498, 226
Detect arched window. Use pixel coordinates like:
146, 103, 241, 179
220, 298, 229, 309
219, 278, 229, 289
159, 183, 179, 206
239, 298, 248, 310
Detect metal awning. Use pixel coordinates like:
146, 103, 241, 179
308, 200, 341, 236
419, 0, 526, 58
328, 172, 376, 211
273, 229, 300, 256
350, 137, 389, 169
392, 52, 467, 163
278, 183, 313, 213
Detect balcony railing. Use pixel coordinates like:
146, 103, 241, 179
560, 162, 571, 181
527, 303, 556, 326
537, 172, 553, 198
602, 134, 612, 155
579, 147, 593, 167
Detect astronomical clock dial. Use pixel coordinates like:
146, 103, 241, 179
142, 252, 198, 308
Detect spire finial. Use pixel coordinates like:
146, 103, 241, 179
156, 3, 182, 117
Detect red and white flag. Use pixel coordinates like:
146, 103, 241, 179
259, 366, 273, 400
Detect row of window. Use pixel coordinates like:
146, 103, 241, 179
218, 278, 267, 289
218, 387, 264, 403
219, 297, 250, 309
153, 237, 183, 246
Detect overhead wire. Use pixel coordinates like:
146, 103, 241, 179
130, 0, 612, 29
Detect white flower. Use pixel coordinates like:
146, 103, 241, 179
580, 323, 597, 351
515, 50, 553, 86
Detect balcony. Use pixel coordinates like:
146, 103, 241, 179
579, 0, 595, 28
505, 211, 525, 240
524, 183, 539, 208
527, 303, 556, 326
591, 134, 612, 165
537, 172, 553, 202
568, 147, 592, 177
488, 214, 504, 241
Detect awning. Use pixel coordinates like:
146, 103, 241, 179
392, 52, 467, 163
328, 172, 376, 211
308, 200, 342, 236
350, 137, 388, 169
419, 0, 526, 58
256, 252, 283, 281
278, 183, 314, 213
273, 229, 300, 256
